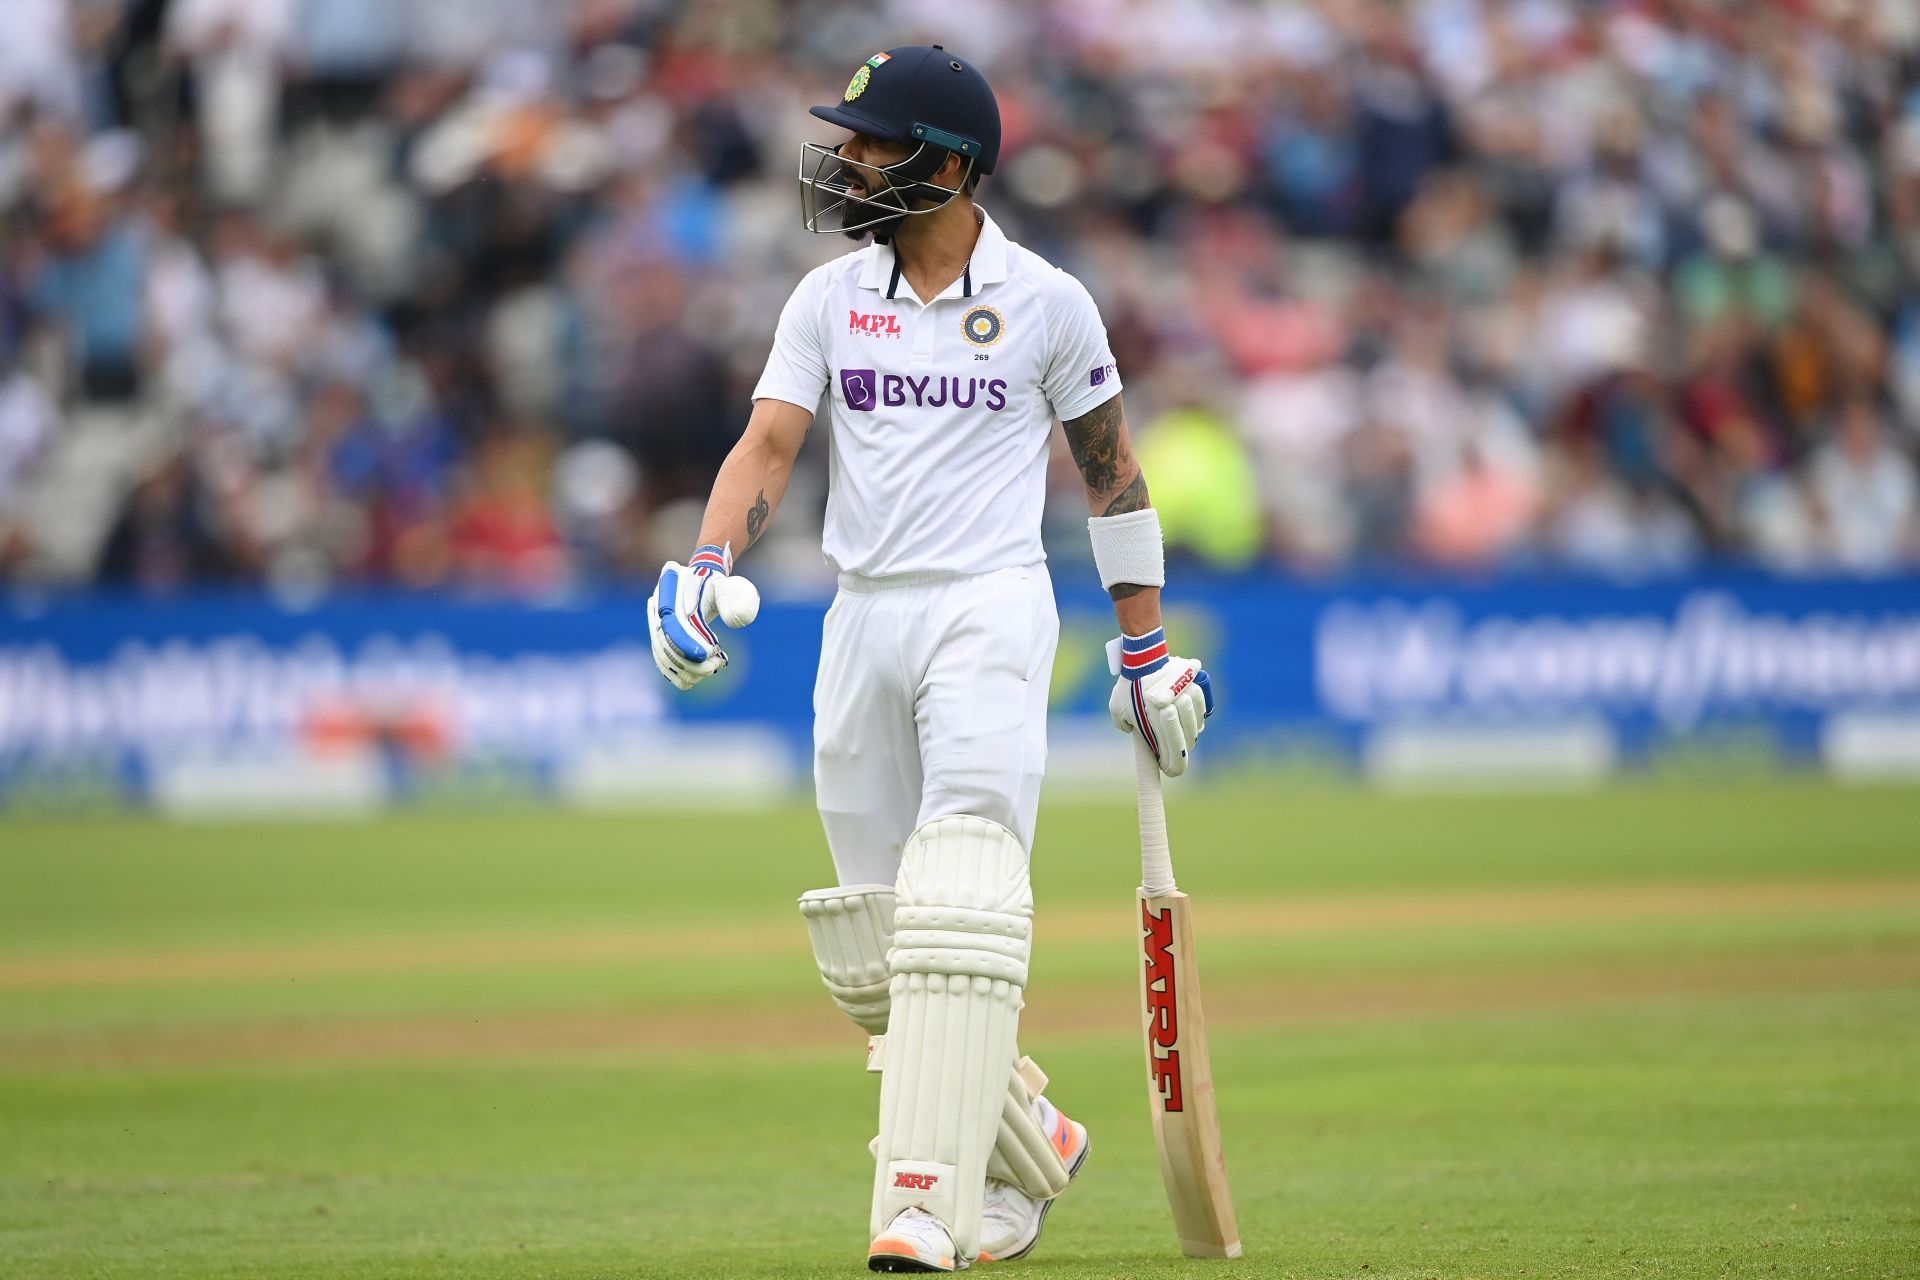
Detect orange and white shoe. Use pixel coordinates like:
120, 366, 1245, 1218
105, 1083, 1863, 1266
868, 1206, 960, 1272
977, 1097, 1090, 1264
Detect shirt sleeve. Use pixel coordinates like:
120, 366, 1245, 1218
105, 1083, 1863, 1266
1040, 270, 1122, 422
751, 270, 830, 412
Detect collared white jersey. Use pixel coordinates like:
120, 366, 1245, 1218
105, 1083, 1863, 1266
751, 210, 1121, 579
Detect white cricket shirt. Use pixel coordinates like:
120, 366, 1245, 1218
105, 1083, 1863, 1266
752, 210, 1122, 579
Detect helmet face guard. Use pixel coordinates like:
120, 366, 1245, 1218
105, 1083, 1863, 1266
799, 140, 975, 239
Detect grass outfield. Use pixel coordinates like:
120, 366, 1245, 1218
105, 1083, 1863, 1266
2, 779, 1917, 1278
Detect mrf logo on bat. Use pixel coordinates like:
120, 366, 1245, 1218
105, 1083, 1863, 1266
1142, 902, 1184, 1111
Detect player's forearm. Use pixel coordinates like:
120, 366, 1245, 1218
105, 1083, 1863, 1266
695, 436, 793, 556
1110, 584, 1162, 634
1061, 394, 1162, 632
1063, 395, 1147, 519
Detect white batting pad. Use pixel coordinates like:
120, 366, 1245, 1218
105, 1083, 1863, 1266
798, 884, 896, 1036
871, 815, 1032, 1259
870, 1040, 1073, 1201
985, 1057, 1073, 1200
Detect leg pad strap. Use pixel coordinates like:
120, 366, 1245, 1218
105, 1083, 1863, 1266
867, 1041, 1067, 1199
986, 1057, 1073, 1200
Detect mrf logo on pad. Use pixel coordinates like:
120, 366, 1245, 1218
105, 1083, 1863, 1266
1142, 901, 1184, 1112
892, 1171, 940, 1192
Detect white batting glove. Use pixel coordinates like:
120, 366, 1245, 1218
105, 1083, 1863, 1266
1107, 627, 1216, 777
647, 543, 761, 691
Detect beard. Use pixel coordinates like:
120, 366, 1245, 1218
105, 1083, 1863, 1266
838, 183, 912, 242
843, 207, 908, 243
837, 146, 950, 242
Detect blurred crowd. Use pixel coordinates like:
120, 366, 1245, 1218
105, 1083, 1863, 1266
3, 0, 1919, 597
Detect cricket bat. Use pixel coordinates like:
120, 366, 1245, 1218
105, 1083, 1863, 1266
1133, 736, 1243, 1259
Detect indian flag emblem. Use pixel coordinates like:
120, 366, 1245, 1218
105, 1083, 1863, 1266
846, 51, 891, 101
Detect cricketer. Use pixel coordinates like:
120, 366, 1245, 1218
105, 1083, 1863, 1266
647, 45, 1215, 1272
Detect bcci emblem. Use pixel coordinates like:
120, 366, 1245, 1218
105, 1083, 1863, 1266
845, 52, 890, 102
961, 305, 1004, 347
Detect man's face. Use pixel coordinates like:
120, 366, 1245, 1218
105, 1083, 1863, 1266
827, 133, 962, 240
838, 132, 914, 201
835, 132, 916, 240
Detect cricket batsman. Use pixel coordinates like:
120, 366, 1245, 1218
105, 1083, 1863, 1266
648, 45, 1215, 1272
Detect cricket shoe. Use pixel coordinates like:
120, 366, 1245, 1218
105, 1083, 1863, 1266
868, 1206, 961, 1272
977, 1096, 1091, 1264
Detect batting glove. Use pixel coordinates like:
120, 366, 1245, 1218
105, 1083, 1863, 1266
648, 543, 761, 691
1107, 627, 1215, 777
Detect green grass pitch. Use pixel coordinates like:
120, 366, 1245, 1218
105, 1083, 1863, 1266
2, 779, 1917, 1278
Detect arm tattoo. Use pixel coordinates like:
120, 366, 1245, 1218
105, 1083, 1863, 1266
1101, 471, 1150, 516
745, 489, 769, 548
1061, 397, 1126, 496
1062, 396, 1150, 515
1064, 398, 1155, 600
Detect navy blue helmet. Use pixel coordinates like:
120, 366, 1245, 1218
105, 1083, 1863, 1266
800, 45, 1001, 239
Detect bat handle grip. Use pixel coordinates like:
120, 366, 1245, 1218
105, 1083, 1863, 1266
1134, 735, 1177, 897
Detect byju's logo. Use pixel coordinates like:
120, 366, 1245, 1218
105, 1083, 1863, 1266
837, 370, 1009, 412
840, 368, 877, 411
1090, 362, 1116, 387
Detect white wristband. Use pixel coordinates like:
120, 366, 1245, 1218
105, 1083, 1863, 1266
1087, 508, 1165, 591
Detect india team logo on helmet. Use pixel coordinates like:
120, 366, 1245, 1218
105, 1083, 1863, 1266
801, 46, 998, 238
844, 51, 891, 102
961, 305, 1004, 346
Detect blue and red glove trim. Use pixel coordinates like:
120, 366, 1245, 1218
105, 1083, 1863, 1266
1118, 628, 1169, 679
658, 544, 731, 660
655, 567, 713, 657
683, 544, 732, 647
1130, 678, 1159, 760
1119, 628, 1167, 760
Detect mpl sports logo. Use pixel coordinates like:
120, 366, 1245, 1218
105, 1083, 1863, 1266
849, 310, 903, 338
839, 369, 1008, 411
1142, 901, 1184, 1111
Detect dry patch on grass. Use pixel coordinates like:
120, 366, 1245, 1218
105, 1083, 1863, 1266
5, 941, 1916, 1070
5, 878, 1917, 991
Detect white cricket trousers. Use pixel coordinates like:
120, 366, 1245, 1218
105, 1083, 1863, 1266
814, 563, 1060, 886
